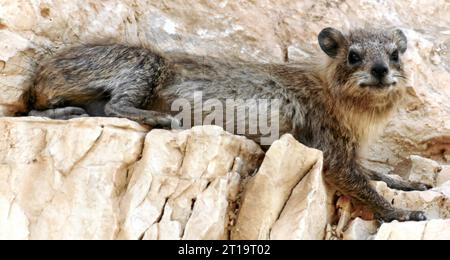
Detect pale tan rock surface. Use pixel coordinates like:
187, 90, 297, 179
407, 155, 442, 187
375, 219, 450, 240
0, 118, 338, 240
232, 134, 333, 240
0, 118, 266, 240
270, 157, 333, 240
343, 218, 378, 241
118, 126, 264, 240
0, 117, 148, 240
437, 166, 450, 187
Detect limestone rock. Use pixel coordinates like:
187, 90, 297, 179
343, 218, 379, 241
0, 117, 147, 240
270, 157, 333, 240
0, 118, 336, 240
375, 219, 450, 240
0, 118, 264, 240
408, 155, 442, 187
437, 166, 450, 187
118, 126, 264, 240
232, 134, 333, 240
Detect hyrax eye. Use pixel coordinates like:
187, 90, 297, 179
390, 50, 399, 62
348, 51, 362, 65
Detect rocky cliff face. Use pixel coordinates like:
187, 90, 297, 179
1, 118, 449, 240
0, 118, 329, 240
0, 0, 449, 240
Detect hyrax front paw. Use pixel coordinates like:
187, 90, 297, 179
378, 209, 427, 222
145, 116, 181, 129
407, 211, 428, 221
169, 117, 182, 129
405, 181, 433, 191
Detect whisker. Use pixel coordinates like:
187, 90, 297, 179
393, 74, 408, 79
350, 74, 365, 80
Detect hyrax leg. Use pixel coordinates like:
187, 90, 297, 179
104, 91, 179, 128
363, 168, 431, 191
29, 107, 89, 120
325, 168, 427, 222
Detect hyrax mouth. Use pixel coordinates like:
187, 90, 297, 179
360, 81, 397, 89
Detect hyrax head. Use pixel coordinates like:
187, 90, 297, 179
318, 27, 408, 105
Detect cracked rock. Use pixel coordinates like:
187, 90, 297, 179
408, 155, 442, 187
232, 134, 334, 240
0, 117, 147, 240
343, 218, 379, 240
118, 126, 264, 240
375, 219, 450, 240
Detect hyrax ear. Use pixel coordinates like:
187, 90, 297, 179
318, 27, 346, 58
392, 29, 407, 54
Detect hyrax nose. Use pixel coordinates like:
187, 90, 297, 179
371, 63, 389, 79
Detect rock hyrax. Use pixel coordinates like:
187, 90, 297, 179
23, 27, 430, 222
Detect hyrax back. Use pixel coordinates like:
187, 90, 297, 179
26, 28, 430, 222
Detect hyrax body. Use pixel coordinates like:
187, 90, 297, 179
25, 28, 430, 222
